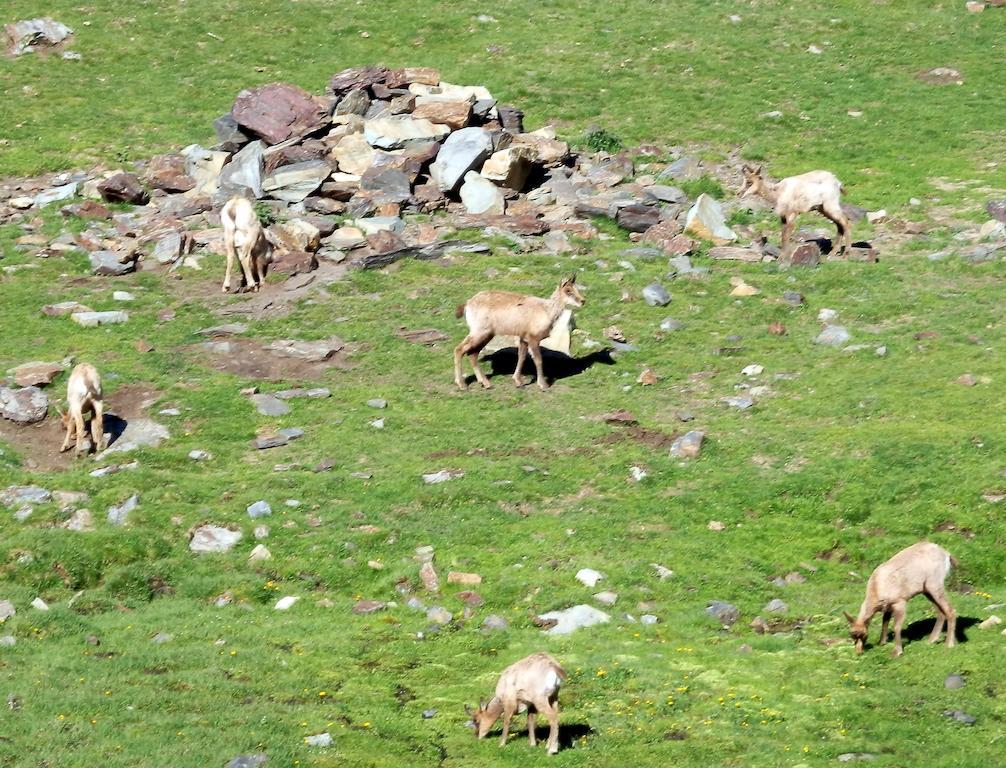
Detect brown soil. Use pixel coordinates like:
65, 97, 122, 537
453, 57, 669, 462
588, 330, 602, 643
597, 424, 679, 450
0, 382, 161, 473
186, 338, 353, 382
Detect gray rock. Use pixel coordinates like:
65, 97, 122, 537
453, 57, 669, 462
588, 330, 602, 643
266, 337, 344, 361
14, 507, 33, 522
151, 631, 173, 644
35, 182, 80, 208
367, 398, 388, 409
988, 200, 1006, 224
261, 160, 331, 203
335, 89, 371, 117
659, 156, 702, 181
660, 317, 685, 332
225, 755, 268, 768
218, 140, 264, 199
99, 418, 168, 456
278, 427, 304, 441
0, 636, 15, 647
427, 606, 453, 625
945, 674, 966, 690
305, 732, 333, 747
247, 500, 272, 519
594, 591, 618, 606
406, 597, 426, 611
641, 614, 659, 625
254, 436, 288, 450
536, 604, 610, 635
621, 247, 664, 261
943, 709, 976, 725
481, 614, 509, 631
189, 524, 242, 554
213, 114, 251, 146
363, 117, 450, 150
0, 386, 49, 424
670, 430, 705, 459
250, 394, 291, 417
642, 283, 672, 307
89, 461, 138, 477
152, 231, 185, 265
360, 166, 412, 202
422, 709, 437, 719
837, 754, 876, 763
189, 449, 212, 461
64, 508, 95, 532
764, 599, 788, 614
782, 290, 804, 306
430, 127, 495, 192
684, 194, 737, 244
643, 185, 687, 204
816, 325, 852, 347
71, 311, 129, 327
459, 171, 505, 215
722, 395, 754, 410
706, 600, 739, 626
667, 254, 706, 276
0, 601, 15, 622
6, 17, 74, 56
89, 251, 135, 276
106, 493, 139, 526
423, 470, 464, 484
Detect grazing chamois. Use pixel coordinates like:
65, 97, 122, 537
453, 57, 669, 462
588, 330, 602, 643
844, 541, 957, 657
59, 363, 105, 455
454, 275, 585, 391
468, 652, 566, 754
221, 196, 273, 293
740, 164, 852, 258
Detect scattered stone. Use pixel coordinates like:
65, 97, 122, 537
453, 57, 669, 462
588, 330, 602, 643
641, 614, 659, 625
253, 436, 289, 450
616, 205, 662, 233
706, 600, 740, 627
64, 508, 95, 532
189, 449, 212, 461
707, 246, 762, 262
189, 525, 242, 554
89, 251, 136, 277
247, 500, 272, 519
729, 279, 759, 297
353, 599, 385, 615
576, 568, 603, 587
535, 604, 610, 635
481, 146, 534, 190
262, 160, 332, 202
988, 200, 1006, 224
0, 386, 49, 424
447, 571, 482, 586
97, 173, 149, 205
789, 241, 821, 267
957, 374, 978, 387
816, 325, 852, 347
305, 732, 332, 747
231, 82, 330, 145
652, 563, 674, 580
594, 591, 618, 606
248, 544, 272, 563
978, 615, 1001, 629
266, 337, 345, 361
72, 310, 130, 327
837, 754, 876, 763
367, 398, 388, 409
30, 597, 48, 611
684, 194, 737, 244
422, 469, 464, 484
0, 601, 14, 622
942, 709, 976, 725
723, 395, 754, 410
99, 418, 169, 456
642, 283, 672, 307
226, 755, 268, 768
274, 596, 299, 611
427, 606, 453, 625
482, 614, 509, 631
629, 465, 648, 482
670, 430, 705, 459
660, 317, 685, 332
459, 171, 506, 214
106, 494, 139, 526
430, 127, 496, 192
708, 520, 726, 531
0, 636, 14, 647
945, 674, 966, 690
250, 394, 291, 417
363, 116, 450, 150
764, 599, 788, 614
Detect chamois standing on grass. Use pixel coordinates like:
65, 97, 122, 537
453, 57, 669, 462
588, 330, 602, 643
453, 275, 585, 391
844, 541, 958, 658
221, 196, 274, 293
739, 164, 852, 259
468, 652, 566, 755
59, 363, 105, 455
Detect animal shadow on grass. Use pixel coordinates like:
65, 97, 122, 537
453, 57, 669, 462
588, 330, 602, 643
477, 347, 616, 387
102, 414, 129, 448
806, 237, 875, 255
555, 722, 595, 750
900, 615, 979, 646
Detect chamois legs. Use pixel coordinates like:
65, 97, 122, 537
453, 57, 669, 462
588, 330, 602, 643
454, 331, 494, 389
513, 339, 528, 387
527, 339, 548, 391
890, 601, 908, 658
821, 202, 852, 256
526, 710, 537, 746
926, 587, 957, 648
90, 400, 106, 452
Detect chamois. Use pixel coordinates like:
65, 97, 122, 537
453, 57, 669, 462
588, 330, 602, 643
59, 363, 105, 455
221, 196, 273, 293
740, 164, 852, 258
453, 275, 585, 391
468, 652, 566, 754
844, 541, 957, 657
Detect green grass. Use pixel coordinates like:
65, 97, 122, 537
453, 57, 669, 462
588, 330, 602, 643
2, 1, 1006, 767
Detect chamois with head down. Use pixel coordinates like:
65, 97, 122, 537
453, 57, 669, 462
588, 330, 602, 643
221, 196, 274, 293
467, 652, 566, 755
844, 541, 957, 658
740, 164, 852, 259
59, 363, 105, 455
454, 275, 585, 391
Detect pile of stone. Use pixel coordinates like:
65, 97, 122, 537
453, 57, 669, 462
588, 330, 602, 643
0, 64, 893, 277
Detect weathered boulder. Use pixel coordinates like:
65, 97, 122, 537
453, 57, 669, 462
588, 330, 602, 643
327, 66, 390, 96
35, 182, 79, 208
384, 67, 441, 88
641, 219, 684, 252
181, 144, 230, 195
267, 337, 345, 361
334, 88, 371, 117
536, 604, 610, 635
430, 127, 496, 192
231, 82, 330, 145
269, 219, 321, 252
481, 146, 535, 191
261, 160, 331, 202
218, 140, 264, 199
987, 200, 1006, 224
789, 241, 821, 267
0, 386, 49, 424
670, 430, 705, 458
71, 311, 129, 327
363, 117, 450, 150
616, 204, 662, 233
10, 361, 63, 387
99, 418, 168, 455
459, 171, 505, 215
147, 154, 196, 192
707, 246, 761, 262
510, 126, 569, 165
360, 166, 412, 202
411, 100, 472, 130
684, 194, 737, 244
643, 185, 687, 204
270, 250, 318, 276
332, 133, 375, 175
89, 251, 136, 276
4, 18, 72, 56
97, 173, 149, 205
190, 525, 242, 554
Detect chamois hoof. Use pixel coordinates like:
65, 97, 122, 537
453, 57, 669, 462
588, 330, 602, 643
59, 444, 71, 453
891, 646, 903, 658
479, 381, 493, 390
512, 377, 526, 388
455, 380, 467, 390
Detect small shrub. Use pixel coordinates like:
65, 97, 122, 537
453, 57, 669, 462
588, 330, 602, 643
583, 127, 623, 154
679, 175, 726, 200
254, 201, 277, 227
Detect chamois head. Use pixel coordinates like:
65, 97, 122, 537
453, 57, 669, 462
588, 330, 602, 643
739, 164, 766, 198
466, 700, 498, 739
844, 610, 868, 654
557, 274, 585, 309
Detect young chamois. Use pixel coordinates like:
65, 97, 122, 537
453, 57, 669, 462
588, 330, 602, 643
454, 275, 585, 391
467, 652, 566, 755
221, 196, 273, 293
740, 164, 852, 259
844, 541, 957, 658
59, 363, 105, 455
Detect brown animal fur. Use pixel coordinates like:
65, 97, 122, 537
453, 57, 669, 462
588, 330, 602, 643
740, 164, 852, 259
59, 363, 105, 455
221, 196, 273, 293
844, 541, 957, 657
453, 276, 585, 391
468, 652, 566, 755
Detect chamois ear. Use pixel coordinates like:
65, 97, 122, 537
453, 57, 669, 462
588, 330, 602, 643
843, 610, 855, 625
754, 164, 763, 176
568, 273, 577, 284
464, 704, 473, 716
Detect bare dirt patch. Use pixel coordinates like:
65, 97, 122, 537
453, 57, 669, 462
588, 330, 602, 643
0, 382, 161, 472
187, 338, 353, 381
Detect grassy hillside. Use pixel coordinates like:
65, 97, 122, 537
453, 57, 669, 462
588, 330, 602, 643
2, 2, 1006, 767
